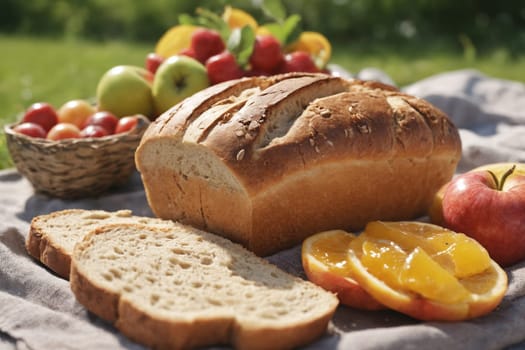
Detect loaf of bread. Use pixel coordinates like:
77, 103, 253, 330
26, 209, 173, 279
70, 222, 338, 350
136, 73, 461, 256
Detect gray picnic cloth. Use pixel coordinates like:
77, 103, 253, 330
1, 69, 525, 350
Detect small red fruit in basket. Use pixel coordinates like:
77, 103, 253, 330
206, 51, 244, 85
46, 123, 81, 141
83, 111, 119, 134
115, 116, 138, 134
80, 125, 109, 138
190, 28, 226, 64
145, 53, 165, 75
280, 51, 320, 73
23, 102, 58, 132
13, 122, 47, 138
249, 35, 283, 73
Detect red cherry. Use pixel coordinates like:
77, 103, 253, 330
190, 28, 226, 64
83, 111, 119, 134
115, 116, 138, 134
13, 122, 47, 138
80, 125, 109, 138
280, 51, 320, 73
22, 102, 58, 132
145, 52, 164, 74
249, 35, 283, 73
205, 51, 244, 85
179, 47, 198, 60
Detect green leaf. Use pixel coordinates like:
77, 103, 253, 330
227, 26, 256, 67
195, 7, 231, 40
259, 0, 287, 22
281, 14, 302, 45
260, 14, 302, 46
178, 8, 231, 41
178, 13, 198, 26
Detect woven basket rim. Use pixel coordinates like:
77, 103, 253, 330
4, 114, 150, 146
4, 114, 151, 198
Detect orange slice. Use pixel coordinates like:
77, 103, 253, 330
302, 230, 384, 310
347, 221, 508, 321
364, 221, 492, 278
222, 6, 258, 30
286, 31, 332, 68
155, 24, 198, 58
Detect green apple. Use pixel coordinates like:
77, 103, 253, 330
152, 55, 209, 115
96, 65, 155, 119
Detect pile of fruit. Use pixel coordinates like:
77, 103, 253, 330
13, 101, 138, 140
12, 5, 333, 140
148, 7, 331, 84
98, 5, 333, 121
302, 162, 525, 321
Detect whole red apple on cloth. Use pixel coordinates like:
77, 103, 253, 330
439, 163, 525, 267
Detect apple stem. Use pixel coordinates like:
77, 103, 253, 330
489, 164, 516, 191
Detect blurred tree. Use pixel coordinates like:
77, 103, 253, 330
0, 0, 523, 53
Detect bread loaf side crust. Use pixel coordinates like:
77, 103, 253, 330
117, 300, 232, 349
115, 265, 336, 350
26, 210, 81, 279
136, 73, 461, 255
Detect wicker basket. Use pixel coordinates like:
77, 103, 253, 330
4, 115, 150, 199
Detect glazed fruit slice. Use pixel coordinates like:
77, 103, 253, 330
302, 230, 384, 310
347, 221, 508, 321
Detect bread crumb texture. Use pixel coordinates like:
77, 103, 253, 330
72, 222, 338, 349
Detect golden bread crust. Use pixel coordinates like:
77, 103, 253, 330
136, 73, 461, 255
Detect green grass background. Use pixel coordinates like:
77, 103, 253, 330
1, 34, 524, 170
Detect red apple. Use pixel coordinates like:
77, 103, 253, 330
13, 122, 47, 138
249, 35, 283, 73
23, 102, 58, 132
145, 52, 164, 74
190, 28, 226, 64
205, 51, 244, 85
441, 163, 525, 266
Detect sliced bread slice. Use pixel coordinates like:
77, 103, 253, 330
26, 209, 173, 279
70, 222, 338, 350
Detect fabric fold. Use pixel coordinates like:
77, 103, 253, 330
1, 69, 524, 349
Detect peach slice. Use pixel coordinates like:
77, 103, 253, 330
347, 221, 508, 321
302, 230, 384, 310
